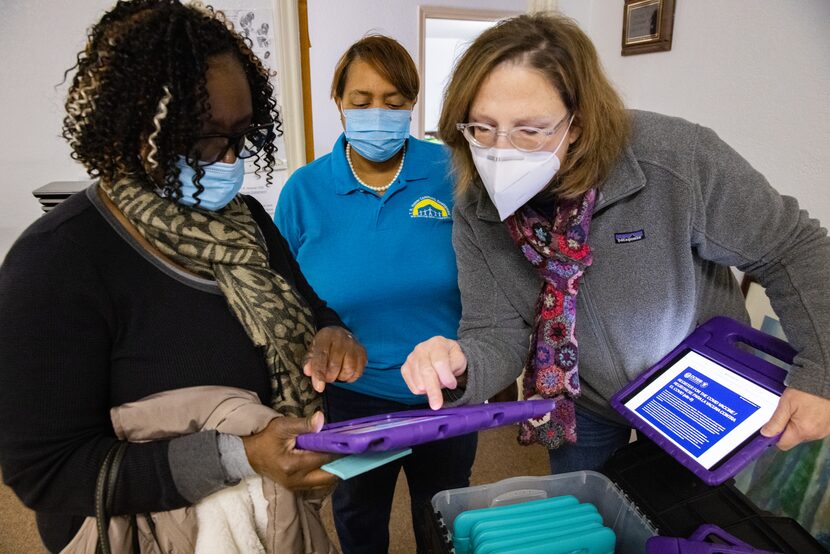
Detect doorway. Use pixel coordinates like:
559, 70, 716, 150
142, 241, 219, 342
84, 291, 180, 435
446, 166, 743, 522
417, 7, 517, 141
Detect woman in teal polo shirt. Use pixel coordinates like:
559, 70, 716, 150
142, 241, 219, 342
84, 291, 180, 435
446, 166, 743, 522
274, 35, 477, 553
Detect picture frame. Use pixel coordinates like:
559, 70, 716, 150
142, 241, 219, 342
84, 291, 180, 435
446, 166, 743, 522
621, 0, 676, 56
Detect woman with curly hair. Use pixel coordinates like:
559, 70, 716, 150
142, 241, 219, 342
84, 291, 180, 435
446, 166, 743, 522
0, 1, 365, 551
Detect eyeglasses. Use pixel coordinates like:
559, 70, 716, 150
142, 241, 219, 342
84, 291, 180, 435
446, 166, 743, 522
189, 123, 275, 165
456, 113, 570, 152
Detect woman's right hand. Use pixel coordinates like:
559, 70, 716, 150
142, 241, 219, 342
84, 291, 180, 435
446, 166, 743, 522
242, 412, 338, 490
401, 336, 468, 410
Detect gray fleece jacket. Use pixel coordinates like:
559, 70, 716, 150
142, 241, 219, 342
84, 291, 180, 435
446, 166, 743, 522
452, 110, 830, 422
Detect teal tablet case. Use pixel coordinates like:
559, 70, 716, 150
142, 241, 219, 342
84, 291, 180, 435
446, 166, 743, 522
477, 525, 616, 554
474, 521, 603, 554
471, 510, 603, 549
468, 503, 602, 538
469, 503, 600, 546
452, 495, 579, 554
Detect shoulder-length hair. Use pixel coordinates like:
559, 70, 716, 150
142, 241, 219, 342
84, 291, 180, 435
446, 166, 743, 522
331, 34, 419, 102
439, 13, 629, 199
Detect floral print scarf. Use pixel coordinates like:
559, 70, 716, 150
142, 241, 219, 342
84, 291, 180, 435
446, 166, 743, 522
505, 189, 596, 448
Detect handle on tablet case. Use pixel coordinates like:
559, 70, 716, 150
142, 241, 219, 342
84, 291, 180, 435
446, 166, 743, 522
703, 317, 794, 384
647, 523, 783, 553
645, 536, 780, 554
689, 524, 755, 544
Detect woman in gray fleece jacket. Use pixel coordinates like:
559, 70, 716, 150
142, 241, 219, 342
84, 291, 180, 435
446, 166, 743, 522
401, 12, 830, 473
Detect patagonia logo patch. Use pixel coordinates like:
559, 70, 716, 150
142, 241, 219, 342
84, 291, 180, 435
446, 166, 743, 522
614, 230, 645, 244
410, 196, 450, 220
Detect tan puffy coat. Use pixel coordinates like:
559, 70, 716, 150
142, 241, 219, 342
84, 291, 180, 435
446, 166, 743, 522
60, 386, 336, 554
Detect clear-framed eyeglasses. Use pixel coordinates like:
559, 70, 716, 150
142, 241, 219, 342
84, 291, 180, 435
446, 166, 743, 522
456, 113, 570, 152
189, 123, 276, 165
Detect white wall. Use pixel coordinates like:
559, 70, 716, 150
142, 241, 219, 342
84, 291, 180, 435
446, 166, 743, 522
305, 0, 524, 156
559, 0, 830, 225
0, 0, 114, 262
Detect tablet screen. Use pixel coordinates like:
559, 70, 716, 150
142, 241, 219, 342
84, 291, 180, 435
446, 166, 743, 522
335, 415, 451, 435
622, 350, 780, 469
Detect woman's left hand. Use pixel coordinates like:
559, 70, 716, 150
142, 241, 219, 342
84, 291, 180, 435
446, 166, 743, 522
761, 387, 830, 450
303, 326, 368, 392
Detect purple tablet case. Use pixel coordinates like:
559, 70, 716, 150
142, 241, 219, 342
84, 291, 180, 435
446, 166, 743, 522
645, 524, 783, 553
296, 399, 556, 454
610, 316, 793, 486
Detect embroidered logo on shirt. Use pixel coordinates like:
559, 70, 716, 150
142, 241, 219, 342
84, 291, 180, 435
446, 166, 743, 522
410, 196, 450, 219
614, 229, 645, 243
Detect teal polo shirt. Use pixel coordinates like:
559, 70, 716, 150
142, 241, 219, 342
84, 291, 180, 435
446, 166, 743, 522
275, 134, 460, 404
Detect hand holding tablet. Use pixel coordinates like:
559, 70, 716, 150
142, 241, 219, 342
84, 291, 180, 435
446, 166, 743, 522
296, 399, 556, 454
611, 317, 794, 485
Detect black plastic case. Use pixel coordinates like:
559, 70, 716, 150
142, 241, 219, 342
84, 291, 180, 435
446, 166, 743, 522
602, 439, 827, 554
423, 438, 828, 553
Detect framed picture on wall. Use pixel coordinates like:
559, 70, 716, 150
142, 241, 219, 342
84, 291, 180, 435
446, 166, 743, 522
621, 0, 675, 56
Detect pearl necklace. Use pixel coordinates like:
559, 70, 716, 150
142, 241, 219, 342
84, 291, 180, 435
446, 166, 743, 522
345, 142, 406, 193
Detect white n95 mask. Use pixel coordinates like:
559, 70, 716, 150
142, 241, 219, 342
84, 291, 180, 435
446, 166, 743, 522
471, 116, 573, 220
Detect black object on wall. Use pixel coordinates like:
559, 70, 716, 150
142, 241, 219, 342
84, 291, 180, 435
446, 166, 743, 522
32, 181, 91, 213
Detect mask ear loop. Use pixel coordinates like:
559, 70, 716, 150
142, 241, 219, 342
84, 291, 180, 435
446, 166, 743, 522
551, 114, 576, 157
338, 103, 350, 138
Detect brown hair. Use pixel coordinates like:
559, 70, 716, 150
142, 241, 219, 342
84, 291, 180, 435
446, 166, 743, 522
439, 13, 629, 199
330, 34, 419, 102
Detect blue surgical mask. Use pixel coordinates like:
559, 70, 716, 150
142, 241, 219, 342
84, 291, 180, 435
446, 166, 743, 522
174, 156, 245, 211
342, 108, 411, 162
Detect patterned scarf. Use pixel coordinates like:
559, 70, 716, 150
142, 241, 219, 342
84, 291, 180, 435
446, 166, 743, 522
104, 178, 321, 417
505, 189, 596, 448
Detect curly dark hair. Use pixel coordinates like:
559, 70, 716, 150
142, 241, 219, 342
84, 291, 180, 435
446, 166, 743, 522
62, 0, 282, 198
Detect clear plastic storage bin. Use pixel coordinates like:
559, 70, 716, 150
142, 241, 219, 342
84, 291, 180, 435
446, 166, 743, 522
431, 471, 657, 553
